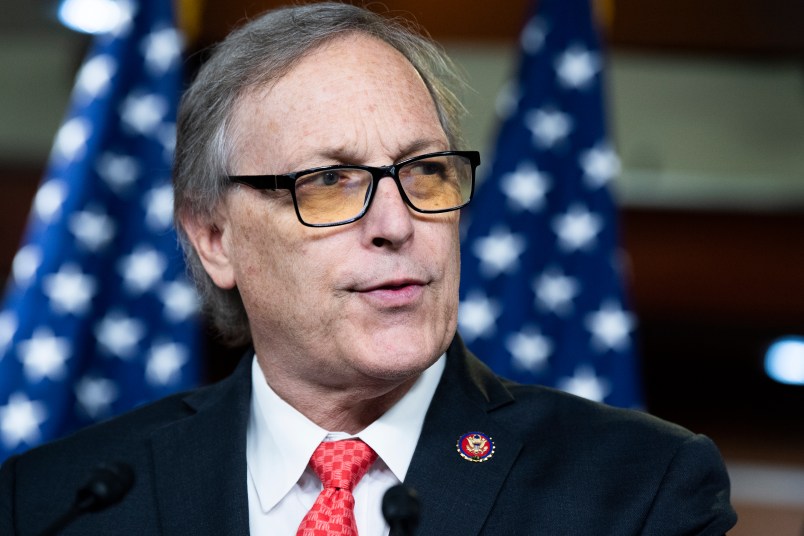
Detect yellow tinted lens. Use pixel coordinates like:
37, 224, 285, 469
295, 169, 371, 224
400, 155, 471, 210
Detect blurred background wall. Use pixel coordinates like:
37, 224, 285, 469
1, 0, 802, 532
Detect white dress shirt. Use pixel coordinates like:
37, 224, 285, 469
246, 354, 445, 535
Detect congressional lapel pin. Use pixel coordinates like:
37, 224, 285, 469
457, 432, 495, 462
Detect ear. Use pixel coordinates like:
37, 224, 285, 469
179, 210, 237, 290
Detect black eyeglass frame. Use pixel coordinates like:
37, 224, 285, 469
227, 150, 481, 227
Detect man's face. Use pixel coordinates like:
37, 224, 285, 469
201, 34, 461, 391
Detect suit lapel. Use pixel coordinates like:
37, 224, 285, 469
405, 338, 523, 536
150, 354, 253, 536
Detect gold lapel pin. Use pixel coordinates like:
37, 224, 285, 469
457, 432, 495, 462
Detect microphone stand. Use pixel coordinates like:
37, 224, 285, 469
39, 462, 135, 536
382, 484, 420, 536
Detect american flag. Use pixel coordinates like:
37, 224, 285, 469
458, 0, 642, 407
0, 0, 200, 462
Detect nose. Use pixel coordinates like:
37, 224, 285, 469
360, 175, 414, 249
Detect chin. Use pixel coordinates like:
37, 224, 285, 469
354, 332, 445, 379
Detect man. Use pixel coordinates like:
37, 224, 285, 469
0, 3, 736, 535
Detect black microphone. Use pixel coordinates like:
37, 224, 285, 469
39, 461, 135, 536
382, 484, 420, 536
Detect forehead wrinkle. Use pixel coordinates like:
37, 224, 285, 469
312, 136, 448, 169
319, 86, 445, 167
230, 33, 448, 175
267, 87, 446, 171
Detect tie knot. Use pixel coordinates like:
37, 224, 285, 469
309, 439, 378, 492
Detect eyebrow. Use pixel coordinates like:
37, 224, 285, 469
312, 139, 448, 168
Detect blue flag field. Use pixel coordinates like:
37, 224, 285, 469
458, 0, 642, 408
0, 0, 200, 462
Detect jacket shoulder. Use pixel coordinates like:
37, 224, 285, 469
506, 380, 694, 441
493, 384, 735, 534
0, 357, 252, 536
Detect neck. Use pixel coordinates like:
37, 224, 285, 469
256, 357, 421, 434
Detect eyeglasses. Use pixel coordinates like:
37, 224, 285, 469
228, 150, 480, 227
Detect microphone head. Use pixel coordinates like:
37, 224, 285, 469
382, 484, 420, 531
75, 462, 135, 513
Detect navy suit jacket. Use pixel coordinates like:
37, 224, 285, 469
0, 337, 736, 535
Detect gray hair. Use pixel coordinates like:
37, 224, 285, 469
173, 2, 468, 346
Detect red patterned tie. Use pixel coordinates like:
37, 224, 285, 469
296, 439, 378, 536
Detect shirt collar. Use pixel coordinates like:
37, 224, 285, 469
247, 353, 445, 514
358, 355, 445, 481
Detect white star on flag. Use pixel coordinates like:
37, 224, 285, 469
552, 204, 602, 252
159, 281, 199, 322
521, 17, 548, 54
74, 376, 119, 420
11, 245, 41, 287
458, 292, 501, 342
144, 184, 174, 230
33, 180, 67, 223
106, 0, 136, 37
52, 117, 92, 163
500, 163, 550, 212
580, 144, 621, 188
585, 301, 635, 352
555, 46, 601, 89
69, 207, 116, 251
156, 122, 177, 158
118, 246, 167, 294
96, 152, 140, 193
558, 366, 611, 402
145, 342, 188, 386
120, 92, 168, 136
42, 264, 98, 315
525, 107, 573, 149
141, 27, 182, 75
17, 329, 71, 382
0, 393, 48, 449
506, 327, 552, 372
533, 268, 580, 315
94, 312, 147, 359
75, 54, 117, 101
472, 227, 527, 278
